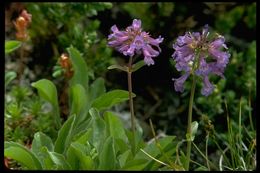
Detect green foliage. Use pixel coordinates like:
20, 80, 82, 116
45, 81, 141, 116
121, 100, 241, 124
31, 79, 61, 129
5, 71, 17, 88
5, 2, 256, 171
5, 142, 42, 169
5, 41, 22, 54
67, 46, 89, 92
215, 5, 245, 34
26, 3, 114, 79
186, 121, 199, 142
91, 90, 136, 111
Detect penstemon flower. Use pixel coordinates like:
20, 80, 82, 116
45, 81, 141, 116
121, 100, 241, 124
108, 19, 164, 66
172, 24, 230, 96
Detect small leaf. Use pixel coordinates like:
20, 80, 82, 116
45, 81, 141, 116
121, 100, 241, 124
5, 40, 22, 54
132, 60, 146, 72
98, 137, 116, 170
4, 142, 42, 169
31, 79, 61, 128
5, 71, 17, 88
91, 89, 136, 110
67, 46, 89, 92
108, 64, 128, 72
186, 121, 199, 141
52, 70, 64, 78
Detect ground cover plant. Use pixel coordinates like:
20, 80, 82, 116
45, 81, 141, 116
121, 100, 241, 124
4, 2, 256, 171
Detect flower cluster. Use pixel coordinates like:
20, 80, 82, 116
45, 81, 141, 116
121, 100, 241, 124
172, 25, 230, 96
14, 10, 32, 41
108, 19, 163, 66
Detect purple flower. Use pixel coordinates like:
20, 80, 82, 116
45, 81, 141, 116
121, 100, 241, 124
172, 25, 230, 96
108, 19, 164, 66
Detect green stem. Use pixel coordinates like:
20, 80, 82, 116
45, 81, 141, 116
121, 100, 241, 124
205, 134, 210, 170
18, 42, 24, 84
127, 55, 136, 152
192, 141, 218, 170
185, 73, 197, 170
248, 88, 254, 131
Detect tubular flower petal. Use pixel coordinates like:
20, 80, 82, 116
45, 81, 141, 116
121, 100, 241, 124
108, 19, 163, 66
172, 25, 230, 96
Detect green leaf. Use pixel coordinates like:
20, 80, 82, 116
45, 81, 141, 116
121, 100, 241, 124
88, 108, 106, 152
125, 128, 145, 155
186, 121, 199, 141
134, 136, 176, 170
104, 111, 128, 142
54, 114, 76, 154
38, 147, 55, 169
132, 60, 146, 72
31, 79, 61, 128
122, 159, 148, 170
5, 40, 22, 54
32, 132, 54, 157
45, 150, 71, 170
91, 89, 136, 110
67, 46, 89, 92
5, 71, 17, 88
69, 84, 88, 124
67, 142, 94, 170
89, 77, 106, 103
74, 128, 92, 145
98, 136, 116, 170
107, 64, 128, 72
4, 142, 42, 169
118, 149, 132, 168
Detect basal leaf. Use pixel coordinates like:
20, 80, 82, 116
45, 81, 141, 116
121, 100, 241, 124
31, 79, 61, 128
67, 46, 89, 92
98, 136, 116, 170
4, 142, 42, 169
91, 89, 136, 110
54, 114, 76, 154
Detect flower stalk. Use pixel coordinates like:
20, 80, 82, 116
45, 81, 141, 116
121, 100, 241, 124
127, 55, 136, 141
185, 72, 196, 170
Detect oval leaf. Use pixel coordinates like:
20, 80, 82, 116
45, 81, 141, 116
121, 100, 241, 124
132, 60, 146, 72
31, 79, 61, 128
186, 121, 199, 141
107, 64, 128, 72
5, 40, 22, 54
5, 71, 17, 88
